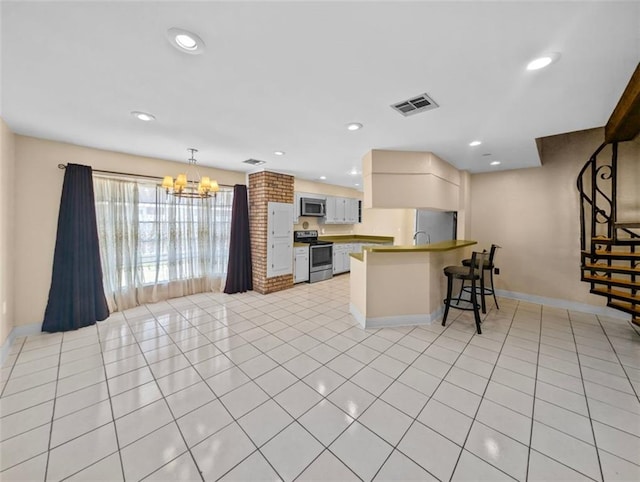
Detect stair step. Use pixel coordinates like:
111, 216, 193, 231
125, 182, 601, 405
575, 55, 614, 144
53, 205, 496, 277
582, 250, 640, 260
591, 287, 640, 304
582, 274, 640, 290
608, 301, 640, 317
583, 263, 640, 275
615, 222, 640, 229
591, 236, 640, 246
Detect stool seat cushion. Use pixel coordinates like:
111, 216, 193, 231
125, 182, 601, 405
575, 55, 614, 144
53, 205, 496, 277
444, 265, 479, 280
462, 258, 493, 269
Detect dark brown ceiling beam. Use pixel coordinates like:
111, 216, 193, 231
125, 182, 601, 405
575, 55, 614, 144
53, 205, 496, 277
605, 62, 640, 143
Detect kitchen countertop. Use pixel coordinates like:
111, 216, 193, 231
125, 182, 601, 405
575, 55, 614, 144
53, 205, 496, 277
349, 239, 477, 261
350, 240, 476, 329
318, 235, 394, 244
293, 242, 308, 248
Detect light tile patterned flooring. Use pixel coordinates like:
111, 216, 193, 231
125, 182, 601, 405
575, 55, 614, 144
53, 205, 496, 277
1, 275, 640, 481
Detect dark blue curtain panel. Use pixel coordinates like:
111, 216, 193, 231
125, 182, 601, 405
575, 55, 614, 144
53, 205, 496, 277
42, 163, 109, 332
224, 184, 253, 294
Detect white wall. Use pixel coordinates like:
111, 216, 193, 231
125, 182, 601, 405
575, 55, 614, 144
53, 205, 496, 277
13, 136, 247, 328
0, 119, 16, 345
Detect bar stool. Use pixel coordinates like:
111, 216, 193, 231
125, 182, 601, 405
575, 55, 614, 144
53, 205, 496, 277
460, 244, 501, 310
442, 251, 486, 334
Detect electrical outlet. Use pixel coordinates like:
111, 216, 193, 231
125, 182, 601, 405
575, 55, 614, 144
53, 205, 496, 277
2, 301, 6, 315
494, 268, 500, 275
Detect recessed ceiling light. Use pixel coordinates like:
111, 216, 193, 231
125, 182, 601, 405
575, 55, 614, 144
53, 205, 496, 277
349, 168, 358, 176
176, 34, 197, 50
354, 183, 360, 187
273, 151, 285, 156
469, 140, 482, 147
131, 111, 155, 122
526, 52, 560, 71
319, 176, 327, 180
167, 28, 205, 55
490, 161, 501, 166
347, 123, 363, 131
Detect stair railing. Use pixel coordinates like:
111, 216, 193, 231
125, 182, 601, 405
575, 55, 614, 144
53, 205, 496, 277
576, 141, 618, 253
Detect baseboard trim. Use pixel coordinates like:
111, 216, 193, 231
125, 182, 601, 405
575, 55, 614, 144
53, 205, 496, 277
349, 303, 442, 329
349, 303, 366, 328
495, 290, 630, 320
0, 322, 42, 366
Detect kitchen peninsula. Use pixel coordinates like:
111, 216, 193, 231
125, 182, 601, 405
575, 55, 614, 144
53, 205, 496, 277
349, 240, 477, 329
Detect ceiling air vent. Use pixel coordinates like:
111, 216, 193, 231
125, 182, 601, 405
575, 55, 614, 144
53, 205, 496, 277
243, 159, 266, 166
391, 93, 439, 117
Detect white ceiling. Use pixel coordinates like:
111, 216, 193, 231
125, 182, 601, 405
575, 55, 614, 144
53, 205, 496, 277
1, 1, 638, 188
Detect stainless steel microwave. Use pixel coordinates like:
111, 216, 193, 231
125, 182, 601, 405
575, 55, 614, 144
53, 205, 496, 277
300, 197, 326, 217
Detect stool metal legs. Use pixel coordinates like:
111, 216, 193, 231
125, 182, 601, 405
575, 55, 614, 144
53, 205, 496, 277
471, 277, 482, 334
459, 268, 495, 313
442, 274, 483, 335
442, 274, 453, 327
488, 269, 499, 310
442, 251, 486, 335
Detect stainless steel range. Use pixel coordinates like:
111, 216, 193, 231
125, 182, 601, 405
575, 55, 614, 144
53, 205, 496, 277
293, 230, 333, 283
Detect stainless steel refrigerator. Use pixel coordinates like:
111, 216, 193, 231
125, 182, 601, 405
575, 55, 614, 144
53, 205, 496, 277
414, 209, 457, 244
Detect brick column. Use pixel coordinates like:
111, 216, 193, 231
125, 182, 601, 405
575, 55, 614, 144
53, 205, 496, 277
248, 171, 294, 294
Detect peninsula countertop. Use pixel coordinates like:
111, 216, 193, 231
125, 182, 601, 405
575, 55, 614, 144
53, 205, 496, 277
349, 239, 476, 329
350, 239, 477, 261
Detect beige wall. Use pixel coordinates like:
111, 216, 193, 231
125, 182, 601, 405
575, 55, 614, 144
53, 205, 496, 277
0, 119, 16, 346
295, 208, 414, 245
13, 136, 247, 328
356, 208, 415, 245
294, 178, 415, 244
363, 150, 461, 210
456, 170, 472, 240
13, 126, 627, 330
350, 246, 472, 328
293, 178, 361, 236
470, 127, 639, 307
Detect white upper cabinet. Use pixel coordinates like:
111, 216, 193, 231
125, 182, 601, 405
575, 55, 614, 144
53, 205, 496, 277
293, 191, 360, 225
267, 202, 293, 278
326, 196, 345, 223
323, 196, 360, 224
346, 198, 359, 224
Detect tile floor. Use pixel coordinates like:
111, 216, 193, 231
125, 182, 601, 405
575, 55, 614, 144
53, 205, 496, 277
1, 275, 639, 481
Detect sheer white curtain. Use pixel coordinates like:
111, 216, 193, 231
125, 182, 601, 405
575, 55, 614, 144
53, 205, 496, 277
94, 176, 233, 312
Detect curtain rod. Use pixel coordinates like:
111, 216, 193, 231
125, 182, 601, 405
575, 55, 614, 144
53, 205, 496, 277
57, 163, 235, 188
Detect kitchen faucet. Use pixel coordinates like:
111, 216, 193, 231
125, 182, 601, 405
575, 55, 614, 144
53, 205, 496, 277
413, 231, 431, 245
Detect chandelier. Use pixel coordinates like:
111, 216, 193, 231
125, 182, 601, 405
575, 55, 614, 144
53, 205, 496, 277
162, 148, 219, 198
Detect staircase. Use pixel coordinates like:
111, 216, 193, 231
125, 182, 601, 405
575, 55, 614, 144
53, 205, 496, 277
577, 64, 640, 327
577, 198, 640, 325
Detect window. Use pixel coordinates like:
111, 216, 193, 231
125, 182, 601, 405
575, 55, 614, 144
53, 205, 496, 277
94, 176, 233, 311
